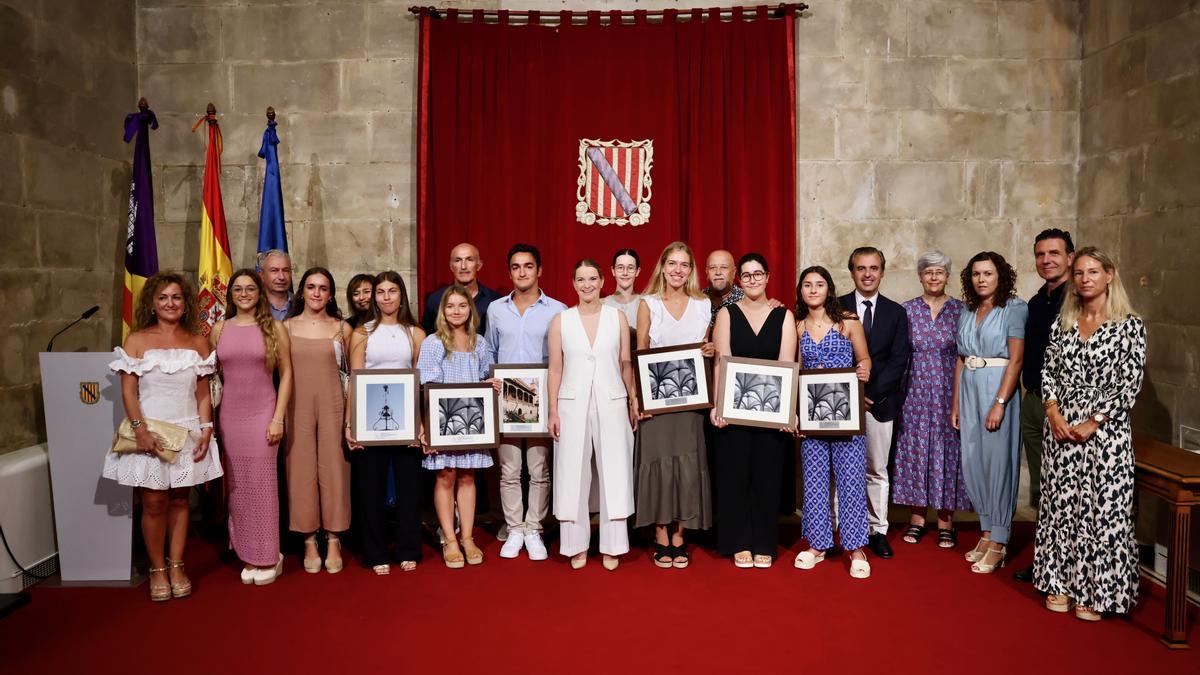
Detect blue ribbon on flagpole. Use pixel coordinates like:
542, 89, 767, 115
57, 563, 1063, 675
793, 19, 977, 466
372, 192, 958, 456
256, 119, 288, 256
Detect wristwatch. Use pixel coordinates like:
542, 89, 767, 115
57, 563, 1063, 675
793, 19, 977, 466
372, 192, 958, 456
1092, 413, 1107, 425
129, 418, 143, 429
995, 396, 1006, 405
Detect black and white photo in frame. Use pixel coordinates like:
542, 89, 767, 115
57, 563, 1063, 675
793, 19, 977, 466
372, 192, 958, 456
349, 369, 420, 446
634, 342, 712, 414
797, 367, 865, 436
423, 382, 500, 450
488, 363, 551, 438
714, 356, 799, 429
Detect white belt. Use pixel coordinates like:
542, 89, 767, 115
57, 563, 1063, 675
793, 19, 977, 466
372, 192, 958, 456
963, 356, 1008, 370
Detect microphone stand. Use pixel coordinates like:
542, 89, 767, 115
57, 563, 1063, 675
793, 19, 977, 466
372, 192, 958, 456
46, 306, 100, 352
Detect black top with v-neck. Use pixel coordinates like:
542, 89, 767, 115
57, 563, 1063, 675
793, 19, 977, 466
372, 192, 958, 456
729, 304, 787, 360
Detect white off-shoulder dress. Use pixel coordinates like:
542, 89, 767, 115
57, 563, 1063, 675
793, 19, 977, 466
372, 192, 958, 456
101, 348, 224, 489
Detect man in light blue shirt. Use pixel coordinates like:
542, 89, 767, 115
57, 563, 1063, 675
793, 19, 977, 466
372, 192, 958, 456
486, 243, 567, 561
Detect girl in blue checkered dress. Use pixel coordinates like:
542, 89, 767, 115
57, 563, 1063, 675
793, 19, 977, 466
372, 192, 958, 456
418, 285, 499, 568
792, 266, 874, 579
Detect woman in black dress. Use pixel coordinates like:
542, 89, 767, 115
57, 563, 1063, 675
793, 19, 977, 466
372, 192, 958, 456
710, 253, 798, 568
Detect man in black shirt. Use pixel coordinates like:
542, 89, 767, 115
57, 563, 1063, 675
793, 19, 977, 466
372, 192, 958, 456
421, 242, 503, 335
1014, 228, 1074, 582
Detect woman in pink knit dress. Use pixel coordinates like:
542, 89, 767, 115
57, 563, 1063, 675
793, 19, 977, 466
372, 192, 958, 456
211, 269, 293, 585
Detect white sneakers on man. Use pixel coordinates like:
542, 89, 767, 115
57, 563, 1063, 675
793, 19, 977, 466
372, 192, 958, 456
500, 531, 525, 558
524, 532, 548, 561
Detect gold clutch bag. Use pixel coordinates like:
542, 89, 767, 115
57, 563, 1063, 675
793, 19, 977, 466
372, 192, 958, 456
110, 418, 189, 464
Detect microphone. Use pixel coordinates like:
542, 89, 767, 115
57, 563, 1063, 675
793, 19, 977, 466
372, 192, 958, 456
46, 305, 101, 352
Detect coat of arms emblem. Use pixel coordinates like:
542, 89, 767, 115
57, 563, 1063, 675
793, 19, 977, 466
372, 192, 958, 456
79, 381, 100, 405
575, 139, 653, 227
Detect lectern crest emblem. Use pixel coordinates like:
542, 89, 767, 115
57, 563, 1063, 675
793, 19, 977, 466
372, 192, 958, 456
575, 139, 653, 227
79, 381, 100, 405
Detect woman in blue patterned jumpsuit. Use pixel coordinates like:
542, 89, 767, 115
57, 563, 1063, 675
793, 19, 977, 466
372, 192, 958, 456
792, 266, 873, 579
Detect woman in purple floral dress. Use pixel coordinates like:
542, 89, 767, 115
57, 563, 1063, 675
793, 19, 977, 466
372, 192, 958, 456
892, 251, 973, 548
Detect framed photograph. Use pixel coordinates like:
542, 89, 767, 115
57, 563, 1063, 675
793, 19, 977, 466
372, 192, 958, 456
714, 356, 799, 430
423, 382, 499, 451
633, 342, 712, 414
349, 369, 420, 446
797, 367, 865, 436
488, 363, 551, 438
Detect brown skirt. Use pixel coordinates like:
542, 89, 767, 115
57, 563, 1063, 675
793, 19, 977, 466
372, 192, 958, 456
633, 411, 712, 530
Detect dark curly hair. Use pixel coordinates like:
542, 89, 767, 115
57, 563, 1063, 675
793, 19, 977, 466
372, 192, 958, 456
960, 251, 1018, 311
134, 271, 201, 334
795, 266, 855, 326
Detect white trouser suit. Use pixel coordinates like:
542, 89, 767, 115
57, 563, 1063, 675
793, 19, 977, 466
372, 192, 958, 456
554, 305, 635, 556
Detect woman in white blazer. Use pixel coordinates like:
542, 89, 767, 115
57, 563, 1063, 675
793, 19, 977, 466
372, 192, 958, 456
547, 259, 639, 570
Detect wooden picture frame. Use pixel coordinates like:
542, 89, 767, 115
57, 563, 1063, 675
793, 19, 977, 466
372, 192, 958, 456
714, 356, 800, 430
633, 342, 712, 414
423, 382, 500, 451
797, 367, 866, 436
488, 363, 551, 438
348, 368, 420, 446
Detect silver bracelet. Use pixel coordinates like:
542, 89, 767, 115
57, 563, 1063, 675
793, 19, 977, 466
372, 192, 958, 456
199, 421, 214, 430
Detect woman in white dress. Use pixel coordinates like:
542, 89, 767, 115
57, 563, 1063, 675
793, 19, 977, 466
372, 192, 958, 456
102, 272, 222, 602
548, 259, 639, 570
634, 241, 716, 569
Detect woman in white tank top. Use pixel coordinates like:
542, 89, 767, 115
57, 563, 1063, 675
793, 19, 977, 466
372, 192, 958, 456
633, 242, 716, 569
548, 259, 639, 570
345, 271, 427, 575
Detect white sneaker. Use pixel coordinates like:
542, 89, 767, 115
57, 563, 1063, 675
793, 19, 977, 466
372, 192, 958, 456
499, 531, 525, 558
524, 532, 548, 561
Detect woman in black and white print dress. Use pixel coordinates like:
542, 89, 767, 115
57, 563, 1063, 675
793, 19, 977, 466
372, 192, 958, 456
1033, 247, 1146, 621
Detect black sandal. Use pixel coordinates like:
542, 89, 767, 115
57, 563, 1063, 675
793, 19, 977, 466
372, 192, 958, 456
671, 544, 690, 569
937, 528, 957, 548
653, 544, 674, 568
901, 524, 927, 544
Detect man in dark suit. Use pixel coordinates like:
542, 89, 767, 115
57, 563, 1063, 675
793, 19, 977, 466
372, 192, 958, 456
840, 246, 910, 559
421, 242, 503, 335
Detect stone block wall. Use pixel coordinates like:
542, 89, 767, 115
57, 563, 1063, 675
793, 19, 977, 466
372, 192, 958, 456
795, 0, 1080, 302
18, 0, 1186, 455
0, 0, 136, 452
1078, 0, 1200, 444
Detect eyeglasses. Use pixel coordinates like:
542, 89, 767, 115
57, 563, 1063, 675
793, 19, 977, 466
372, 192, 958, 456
739, 271, 767, 283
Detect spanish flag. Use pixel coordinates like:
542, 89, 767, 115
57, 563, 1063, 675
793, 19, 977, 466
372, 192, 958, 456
121, 103, 159, 338
194, 106, 232, 334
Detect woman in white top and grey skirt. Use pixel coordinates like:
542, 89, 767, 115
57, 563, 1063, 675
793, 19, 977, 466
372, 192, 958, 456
634, 242, 716, 569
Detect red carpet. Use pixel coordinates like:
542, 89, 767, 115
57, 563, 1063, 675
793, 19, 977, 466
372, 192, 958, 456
3, 525, 1198, 674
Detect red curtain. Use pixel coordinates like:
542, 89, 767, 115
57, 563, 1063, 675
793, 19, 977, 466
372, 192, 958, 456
417, 7, 795, 304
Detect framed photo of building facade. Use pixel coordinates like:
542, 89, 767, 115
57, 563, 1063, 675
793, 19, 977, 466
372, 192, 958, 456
633, 342, 712, 414
714, 356, 799, 430
488, 363, 551, 438
348, 369, 420, 446
423, 382, 500, 450
797, 367, 865, 436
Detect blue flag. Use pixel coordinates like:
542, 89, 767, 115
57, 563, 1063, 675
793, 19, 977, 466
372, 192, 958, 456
256, 119, 287, 255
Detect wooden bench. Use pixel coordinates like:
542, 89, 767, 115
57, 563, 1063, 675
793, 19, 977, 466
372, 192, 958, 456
1135, 435, 1200, 648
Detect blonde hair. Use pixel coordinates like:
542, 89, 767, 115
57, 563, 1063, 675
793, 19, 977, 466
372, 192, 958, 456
1058, 247, 1138, 331
225, 269, 280, 372
434, 285, 479, 357
642, 241, 705, 299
